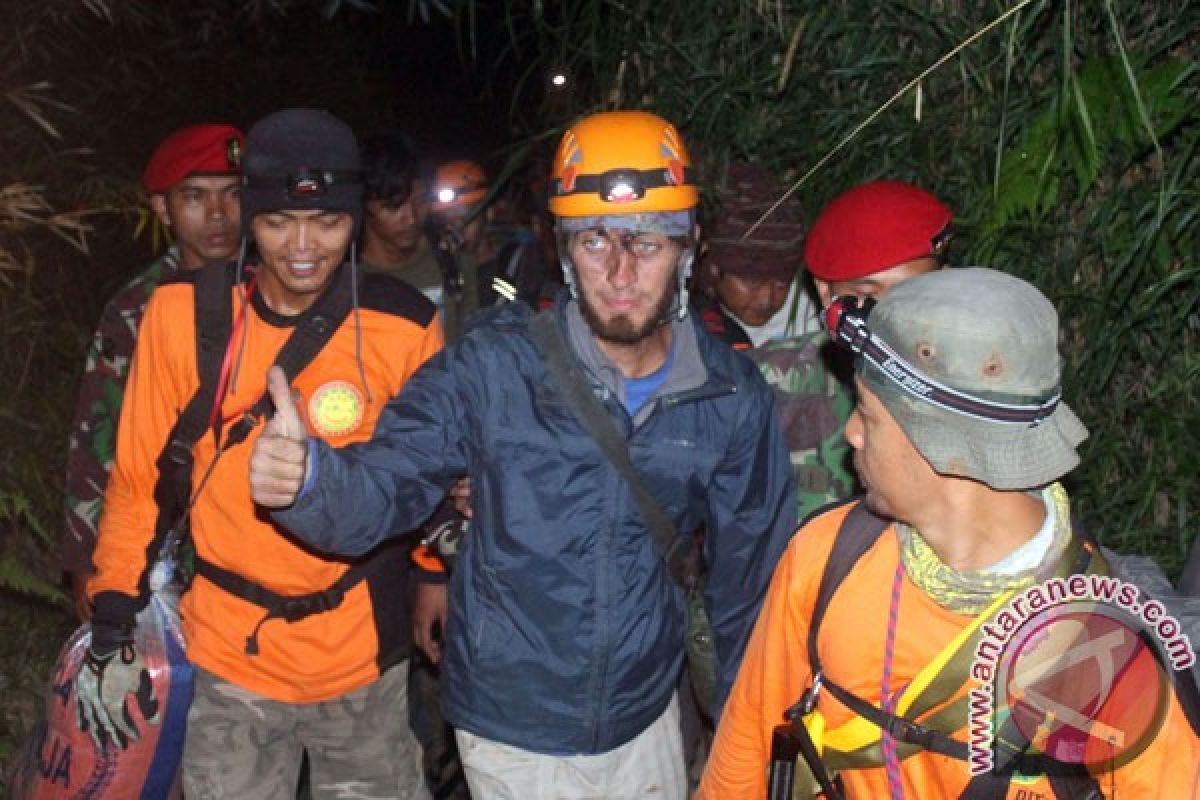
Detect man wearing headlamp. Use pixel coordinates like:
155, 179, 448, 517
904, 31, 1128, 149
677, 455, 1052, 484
250, 110, 796, 799
425, 159, 492, 338
84, 109, 441, 797
753, 177, 950, 522
699, 268, 1199, 799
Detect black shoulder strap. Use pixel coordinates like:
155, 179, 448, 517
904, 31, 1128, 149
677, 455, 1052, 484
152, 263, 355, 536
150, 264, 236, 541
1173, 659, 1200, 737
806, 501, 891, 673
183, 264, 235, 449
221, 263, 357, 450
800, 515, 1107, 800
529, 309, 692, 588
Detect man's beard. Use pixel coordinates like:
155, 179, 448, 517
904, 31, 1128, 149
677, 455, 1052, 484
578, 279, 677, 345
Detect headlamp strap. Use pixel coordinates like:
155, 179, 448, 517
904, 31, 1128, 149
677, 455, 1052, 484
825, 296, 1060, 426
244, 169, 363, 200
552, 166, 697, 202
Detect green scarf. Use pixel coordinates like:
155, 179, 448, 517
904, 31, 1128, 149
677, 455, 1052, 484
898, 483, 1072, 615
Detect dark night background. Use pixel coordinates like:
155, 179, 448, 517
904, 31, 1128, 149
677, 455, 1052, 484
47, 3, 533, 302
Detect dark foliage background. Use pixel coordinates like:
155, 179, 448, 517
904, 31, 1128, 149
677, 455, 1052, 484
1, 0, 1196, 782
495, 0, 1198, 572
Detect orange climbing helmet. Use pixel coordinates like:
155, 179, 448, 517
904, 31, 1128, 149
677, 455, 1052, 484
430, 159, 489, 213
548, 111, 699, 218
549, 111, 700, 320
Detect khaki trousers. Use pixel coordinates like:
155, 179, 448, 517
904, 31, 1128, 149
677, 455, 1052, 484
455, 695, 687, 800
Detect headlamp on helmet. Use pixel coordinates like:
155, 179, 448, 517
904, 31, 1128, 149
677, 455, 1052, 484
555, 166, 698, 206
430, 160, 489, 213
549, 111, 698, 218
549, 111, 700, 320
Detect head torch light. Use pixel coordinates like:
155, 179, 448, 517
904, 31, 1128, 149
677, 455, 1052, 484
824, 295, 1060, 426
433, 181, 488, 206
243, 168, 363, 201
553, 166, 697, 205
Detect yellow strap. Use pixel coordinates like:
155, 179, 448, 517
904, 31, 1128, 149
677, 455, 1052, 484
802, 711, 826, 751
816, 587, 1017, 753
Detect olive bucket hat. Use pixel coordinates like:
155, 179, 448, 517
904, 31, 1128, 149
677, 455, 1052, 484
827, 267, 1088, 489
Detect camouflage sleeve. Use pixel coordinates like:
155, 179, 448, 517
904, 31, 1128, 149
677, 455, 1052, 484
800, 378, 856, 522
749, 332, 860, 524
62, 293, 141, 574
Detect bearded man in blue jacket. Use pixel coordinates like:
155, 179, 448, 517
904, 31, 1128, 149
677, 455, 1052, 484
250, 110, 797, 799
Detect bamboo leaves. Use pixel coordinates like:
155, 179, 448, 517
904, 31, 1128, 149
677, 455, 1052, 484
501, 0, 1199, 575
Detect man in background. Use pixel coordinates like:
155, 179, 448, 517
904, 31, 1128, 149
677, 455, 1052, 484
700, 162, 820, 349
63, 122, 243, 620
752, 178, 953, 523
360, 130, 443, 304
425, 158, 493, 338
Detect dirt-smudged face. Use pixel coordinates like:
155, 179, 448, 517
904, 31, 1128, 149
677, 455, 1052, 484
570, 228, 680, 345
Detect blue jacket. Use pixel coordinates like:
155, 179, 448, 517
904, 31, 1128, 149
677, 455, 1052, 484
277, 296, 797, 754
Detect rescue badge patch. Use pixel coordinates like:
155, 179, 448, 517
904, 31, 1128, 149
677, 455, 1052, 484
308, 380, 365, 437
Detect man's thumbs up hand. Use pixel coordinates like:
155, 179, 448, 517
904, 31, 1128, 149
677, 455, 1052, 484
264, 366, 306, 440
250, 366, 310, 508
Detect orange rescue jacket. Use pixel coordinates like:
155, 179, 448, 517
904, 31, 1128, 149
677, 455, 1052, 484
90, 267, 443, 703
699, 503, 1200, 799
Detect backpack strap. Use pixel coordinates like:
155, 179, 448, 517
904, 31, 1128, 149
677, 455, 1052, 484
529, 308, 695, 589
145, 263, 354, 600
153, 263, 236, 516
222, 263, 356, 450
195, 540, 406, 655
789, 509, 1113, 799
805, 501, 891, 678
771, 501, 887, 800
1173, 660, 1200, 736
142, 264, 239, 598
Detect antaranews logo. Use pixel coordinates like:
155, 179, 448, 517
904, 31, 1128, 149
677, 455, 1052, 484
968, 574, 1194, 776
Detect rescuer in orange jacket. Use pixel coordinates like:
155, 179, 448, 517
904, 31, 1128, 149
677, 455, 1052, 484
79, 108, 442, 798
699, 268, 1200, 799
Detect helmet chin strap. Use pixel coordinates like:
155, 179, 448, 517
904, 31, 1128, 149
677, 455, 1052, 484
671, 246, 695, 321
558, 249, 579, 300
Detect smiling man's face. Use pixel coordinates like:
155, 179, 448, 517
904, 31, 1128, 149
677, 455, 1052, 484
251, 210, 354, 316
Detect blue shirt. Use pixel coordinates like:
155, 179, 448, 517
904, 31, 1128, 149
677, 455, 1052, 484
623, 339, 676, 417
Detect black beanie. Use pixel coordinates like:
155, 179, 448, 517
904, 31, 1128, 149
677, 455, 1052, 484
241, 108, 363, 235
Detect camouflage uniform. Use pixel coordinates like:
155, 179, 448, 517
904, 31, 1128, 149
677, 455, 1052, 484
746, 330, 857, 523
185, 664, 429, 800
62, 247, 181, 575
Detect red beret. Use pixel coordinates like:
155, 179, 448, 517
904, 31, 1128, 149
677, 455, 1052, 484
142, 124, 245, 194
803, 180, 952, 281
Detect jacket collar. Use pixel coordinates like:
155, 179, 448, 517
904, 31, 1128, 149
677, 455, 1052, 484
557, 294, 737, 421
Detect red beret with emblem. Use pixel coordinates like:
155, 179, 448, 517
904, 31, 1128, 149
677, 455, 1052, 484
142, 124, 245, 194
803, 180, 952, 281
